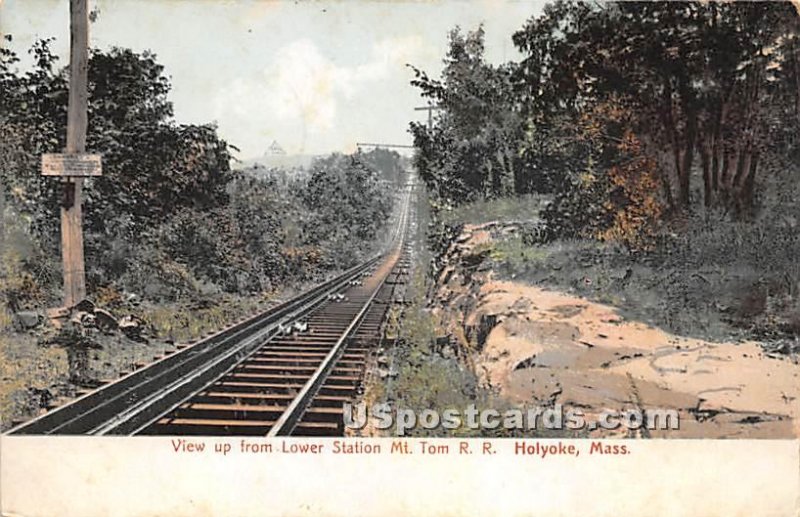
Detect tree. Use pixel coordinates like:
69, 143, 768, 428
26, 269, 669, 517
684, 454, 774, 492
693, 2, 800, 214
409, 27, 537, 206
84, 48, 234, 233
301, 154, 392, 251
513, 1, 800, 215
1, 40, 238, 298
358, 148, 406, 187
1, 38, 68, 246
0, 41, 235, 243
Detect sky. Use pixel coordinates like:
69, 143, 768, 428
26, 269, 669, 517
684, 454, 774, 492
1, 0, 545, 159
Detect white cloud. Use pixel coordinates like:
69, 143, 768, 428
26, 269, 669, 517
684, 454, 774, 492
8, 0, 544, 158
265, 39, 341, 131
214, 35, 425, 154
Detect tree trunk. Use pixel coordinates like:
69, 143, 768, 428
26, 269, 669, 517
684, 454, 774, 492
700, 143, 712, 207
496, 144, 515, 197
676, 111, 697, 208
711, 134, 721, 195
719, 147, 736, 209
642, 130, 675, 210
733, 145, 752, 191
740, 150, 759, 216
659, 80, 685, 211
711, 96, 728, 197
661, 169, 675, 209
485, 160, 494, 197
793, 38, 800, 118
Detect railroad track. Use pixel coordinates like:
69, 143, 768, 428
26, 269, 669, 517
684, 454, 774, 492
8, 179, 414, 437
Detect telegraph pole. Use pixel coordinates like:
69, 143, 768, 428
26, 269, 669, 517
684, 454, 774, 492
413, 102, 441, 131
63, 0, 89, 308
42, 0, 101, 308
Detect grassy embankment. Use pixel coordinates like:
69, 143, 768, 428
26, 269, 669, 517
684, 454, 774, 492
439, 184, 800, 352
373, 191, 579, 437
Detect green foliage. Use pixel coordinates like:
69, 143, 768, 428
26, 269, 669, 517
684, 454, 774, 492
513, 1, 800, 214
411, 2, 800, 247
357, 147, 407, 188
94, 154, 397, 300
0, 197, 58, 316
300, 153, 394, 266
0, 39, 400, 308
385, 271, 489, 437
409, 27, 553, 207
486, 235, 551, 270
1, 41, 235, 240
540, 156, 612, 240
541, 99, 667, 249
437, 194, 550, 226
85, 48, 234, 233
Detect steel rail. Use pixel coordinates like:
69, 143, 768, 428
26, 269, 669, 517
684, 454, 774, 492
6, 180, 414, 436
6, 257, 381, 435
267, 186, 412, 436
95, 261, 383, 436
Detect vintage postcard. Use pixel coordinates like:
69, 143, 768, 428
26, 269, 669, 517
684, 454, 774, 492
1, 1, 799, 515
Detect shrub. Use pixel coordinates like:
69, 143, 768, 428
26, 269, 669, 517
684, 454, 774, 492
542, 100, 666, 251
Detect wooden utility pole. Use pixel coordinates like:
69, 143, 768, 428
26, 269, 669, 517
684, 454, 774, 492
0, 178, 5, 252
63, 0, 89, 307
42, 0, 102, 308
413, 103, 441, 131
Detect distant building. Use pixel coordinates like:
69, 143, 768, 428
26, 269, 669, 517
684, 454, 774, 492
266, 140, 286, 156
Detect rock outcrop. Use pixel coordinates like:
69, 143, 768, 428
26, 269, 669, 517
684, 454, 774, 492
429, 222, 800, 438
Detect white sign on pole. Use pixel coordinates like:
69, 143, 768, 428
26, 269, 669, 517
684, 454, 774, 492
41, 153, 102, 177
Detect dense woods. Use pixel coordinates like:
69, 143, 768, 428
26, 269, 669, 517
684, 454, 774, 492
411, 1, 800, 245
409, 1, 800, 351
0, 34, 403, 423
0, 39, 400, 311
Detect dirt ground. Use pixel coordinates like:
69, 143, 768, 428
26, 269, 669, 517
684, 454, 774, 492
0, 294, 273, 431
